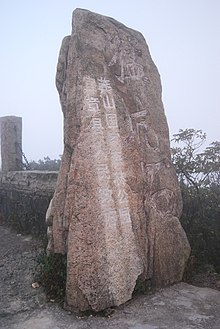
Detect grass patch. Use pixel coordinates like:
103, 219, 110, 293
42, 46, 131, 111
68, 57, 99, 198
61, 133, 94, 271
36, 251, 67, 302
133, 277, 152, 296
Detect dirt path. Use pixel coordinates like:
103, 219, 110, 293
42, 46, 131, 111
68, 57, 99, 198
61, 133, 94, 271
0, 224, 220, 329
0, 226, 46, 318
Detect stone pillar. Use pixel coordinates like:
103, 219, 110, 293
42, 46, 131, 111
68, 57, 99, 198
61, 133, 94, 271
0, 116, 22, 172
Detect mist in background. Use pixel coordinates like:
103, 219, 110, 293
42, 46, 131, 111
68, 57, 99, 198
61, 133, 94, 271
0, 0, 219, 161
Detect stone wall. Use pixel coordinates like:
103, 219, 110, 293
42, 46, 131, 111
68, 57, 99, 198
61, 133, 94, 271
0, 171, 58, 240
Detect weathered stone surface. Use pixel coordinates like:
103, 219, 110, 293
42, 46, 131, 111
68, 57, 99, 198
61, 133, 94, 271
48, 8, 190, 312
0, 116, 22, 172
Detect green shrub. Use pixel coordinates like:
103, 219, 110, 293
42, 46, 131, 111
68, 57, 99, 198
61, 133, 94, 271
36, 252, 67, 302
133, 277, 152, 296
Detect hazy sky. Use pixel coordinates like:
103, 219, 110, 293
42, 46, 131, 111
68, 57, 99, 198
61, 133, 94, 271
0, 0, 219, 161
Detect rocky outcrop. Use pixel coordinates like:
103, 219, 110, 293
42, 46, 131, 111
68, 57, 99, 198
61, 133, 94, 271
47, 8, 190, 312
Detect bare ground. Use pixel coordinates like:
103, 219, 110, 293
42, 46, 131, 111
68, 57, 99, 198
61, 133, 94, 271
0, 224, 220, 329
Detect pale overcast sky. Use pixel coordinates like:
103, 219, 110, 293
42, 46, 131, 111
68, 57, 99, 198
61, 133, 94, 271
0, 0, 219, 161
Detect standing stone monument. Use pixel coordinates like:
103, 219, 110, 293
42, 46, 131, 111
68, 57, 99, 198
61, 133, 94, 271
0, 116, 22, 172
47, 8, 190, 312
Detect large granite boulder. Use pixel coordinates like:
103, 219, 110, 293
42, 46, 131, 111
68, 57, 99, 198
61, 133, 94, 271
47, 8, 190, 312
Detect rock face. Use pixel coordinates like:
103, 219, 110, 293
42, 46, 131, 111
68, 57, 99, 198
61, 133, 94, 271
47, 8, 190, 312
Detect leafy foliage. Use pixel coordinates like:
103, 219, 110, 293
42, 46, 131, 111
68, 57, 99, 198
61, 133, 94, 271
172, 129, 220, 187
171, 129, 220, 273
28, 156, 61, 171
36, 252, 67, 302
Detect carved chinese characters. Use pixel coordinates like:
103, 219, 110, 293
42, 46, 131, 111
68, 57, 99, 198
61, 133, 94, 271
47, 9, 190, 312
82, 76, 135, 230
76, 76, 143, 309
108, 40, 145, 83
